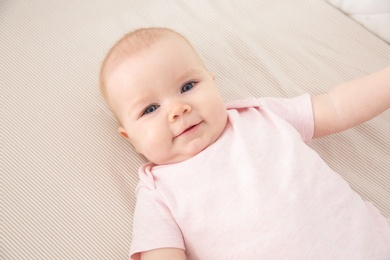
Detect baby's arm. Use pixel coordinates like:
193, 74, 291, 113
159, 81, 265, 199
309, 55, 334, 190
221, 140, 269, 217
138, 248, 186, 260
312, 66, 390, 138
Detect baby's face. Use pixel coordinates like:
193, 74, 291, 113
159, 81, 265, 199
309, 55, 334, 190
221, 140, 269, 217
107, 36, 227, 165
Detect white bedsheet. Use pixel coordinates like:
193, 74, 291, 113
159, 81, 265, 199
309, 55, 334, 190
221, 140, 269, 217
327, 0, 390, 43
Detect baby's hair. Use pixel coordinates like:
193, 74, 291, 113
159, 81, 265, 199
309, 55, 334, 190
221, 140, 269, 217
99, 27, 195, 118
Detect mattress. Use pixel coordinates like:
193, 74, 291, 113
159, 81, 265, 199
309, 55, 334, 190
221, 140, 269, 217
2, 0, 389, 259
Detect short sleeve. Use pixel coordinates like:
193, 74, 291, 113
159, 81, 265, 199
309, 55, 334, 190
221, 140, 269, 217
129, 186, 185, 259
257, 94, 314, 142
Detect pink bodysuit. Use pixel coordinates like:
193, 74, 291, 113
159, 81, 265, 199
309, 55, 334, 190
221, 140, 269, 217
130, 94, 390, 259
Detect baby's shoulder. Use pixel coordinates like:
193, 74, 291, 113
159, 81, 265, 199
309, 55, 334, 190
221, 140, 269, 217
225, 98, 260, 110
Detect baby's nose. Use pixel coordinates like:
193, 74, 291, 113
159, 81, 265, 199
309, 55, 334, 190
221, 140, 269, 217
168, 102, 192, 122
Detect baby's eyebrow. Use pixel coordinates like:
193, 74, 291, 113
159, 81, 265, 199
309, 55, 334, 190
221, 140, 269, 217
175, 68, 205, 83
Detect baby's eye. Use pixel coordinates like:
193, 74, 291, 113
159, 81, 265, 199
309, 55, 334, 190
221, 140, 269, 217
143, 104, 159, 115
181, 82, 195, 93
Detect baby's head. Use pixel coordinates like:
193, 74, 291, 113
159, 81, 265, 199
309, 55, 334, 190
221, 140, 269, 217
100, 28, 227, 165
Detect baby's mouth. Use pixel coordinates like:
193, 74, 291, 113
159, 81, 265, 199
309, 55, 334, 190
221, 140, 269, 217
175, 122, 202, 138
183, 124, 197, 133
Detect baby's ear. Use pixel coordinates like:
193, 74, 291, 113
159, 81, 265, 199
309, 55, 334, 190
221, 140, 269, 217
118, 126, 141, 153
118, 126, 129, 139
209, 71, 215, 80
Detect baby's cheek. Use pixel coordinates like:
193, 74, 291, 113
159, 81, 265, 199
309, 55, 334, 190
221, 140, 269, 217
145, 128, 163, 145
144, 129, 170, 156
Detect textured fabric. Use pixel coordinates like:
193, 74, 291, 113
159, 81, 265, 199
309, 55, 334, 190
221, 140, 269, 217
130, 95, 390, 259
2, 1, 390, 259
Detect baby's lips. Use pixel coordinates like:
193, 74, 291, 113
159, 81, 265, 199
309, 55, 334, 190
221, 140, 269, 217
174, 121, 202, 138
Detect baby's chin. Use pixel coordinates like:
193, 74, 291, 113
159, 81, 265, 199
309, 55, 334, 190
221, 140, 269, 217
150, 150, 202, 166
149, 140, 212, 165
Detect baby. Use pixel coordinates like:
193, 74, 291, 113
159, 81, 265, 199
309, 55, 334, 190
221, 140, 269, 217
100, 27, 390, 259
